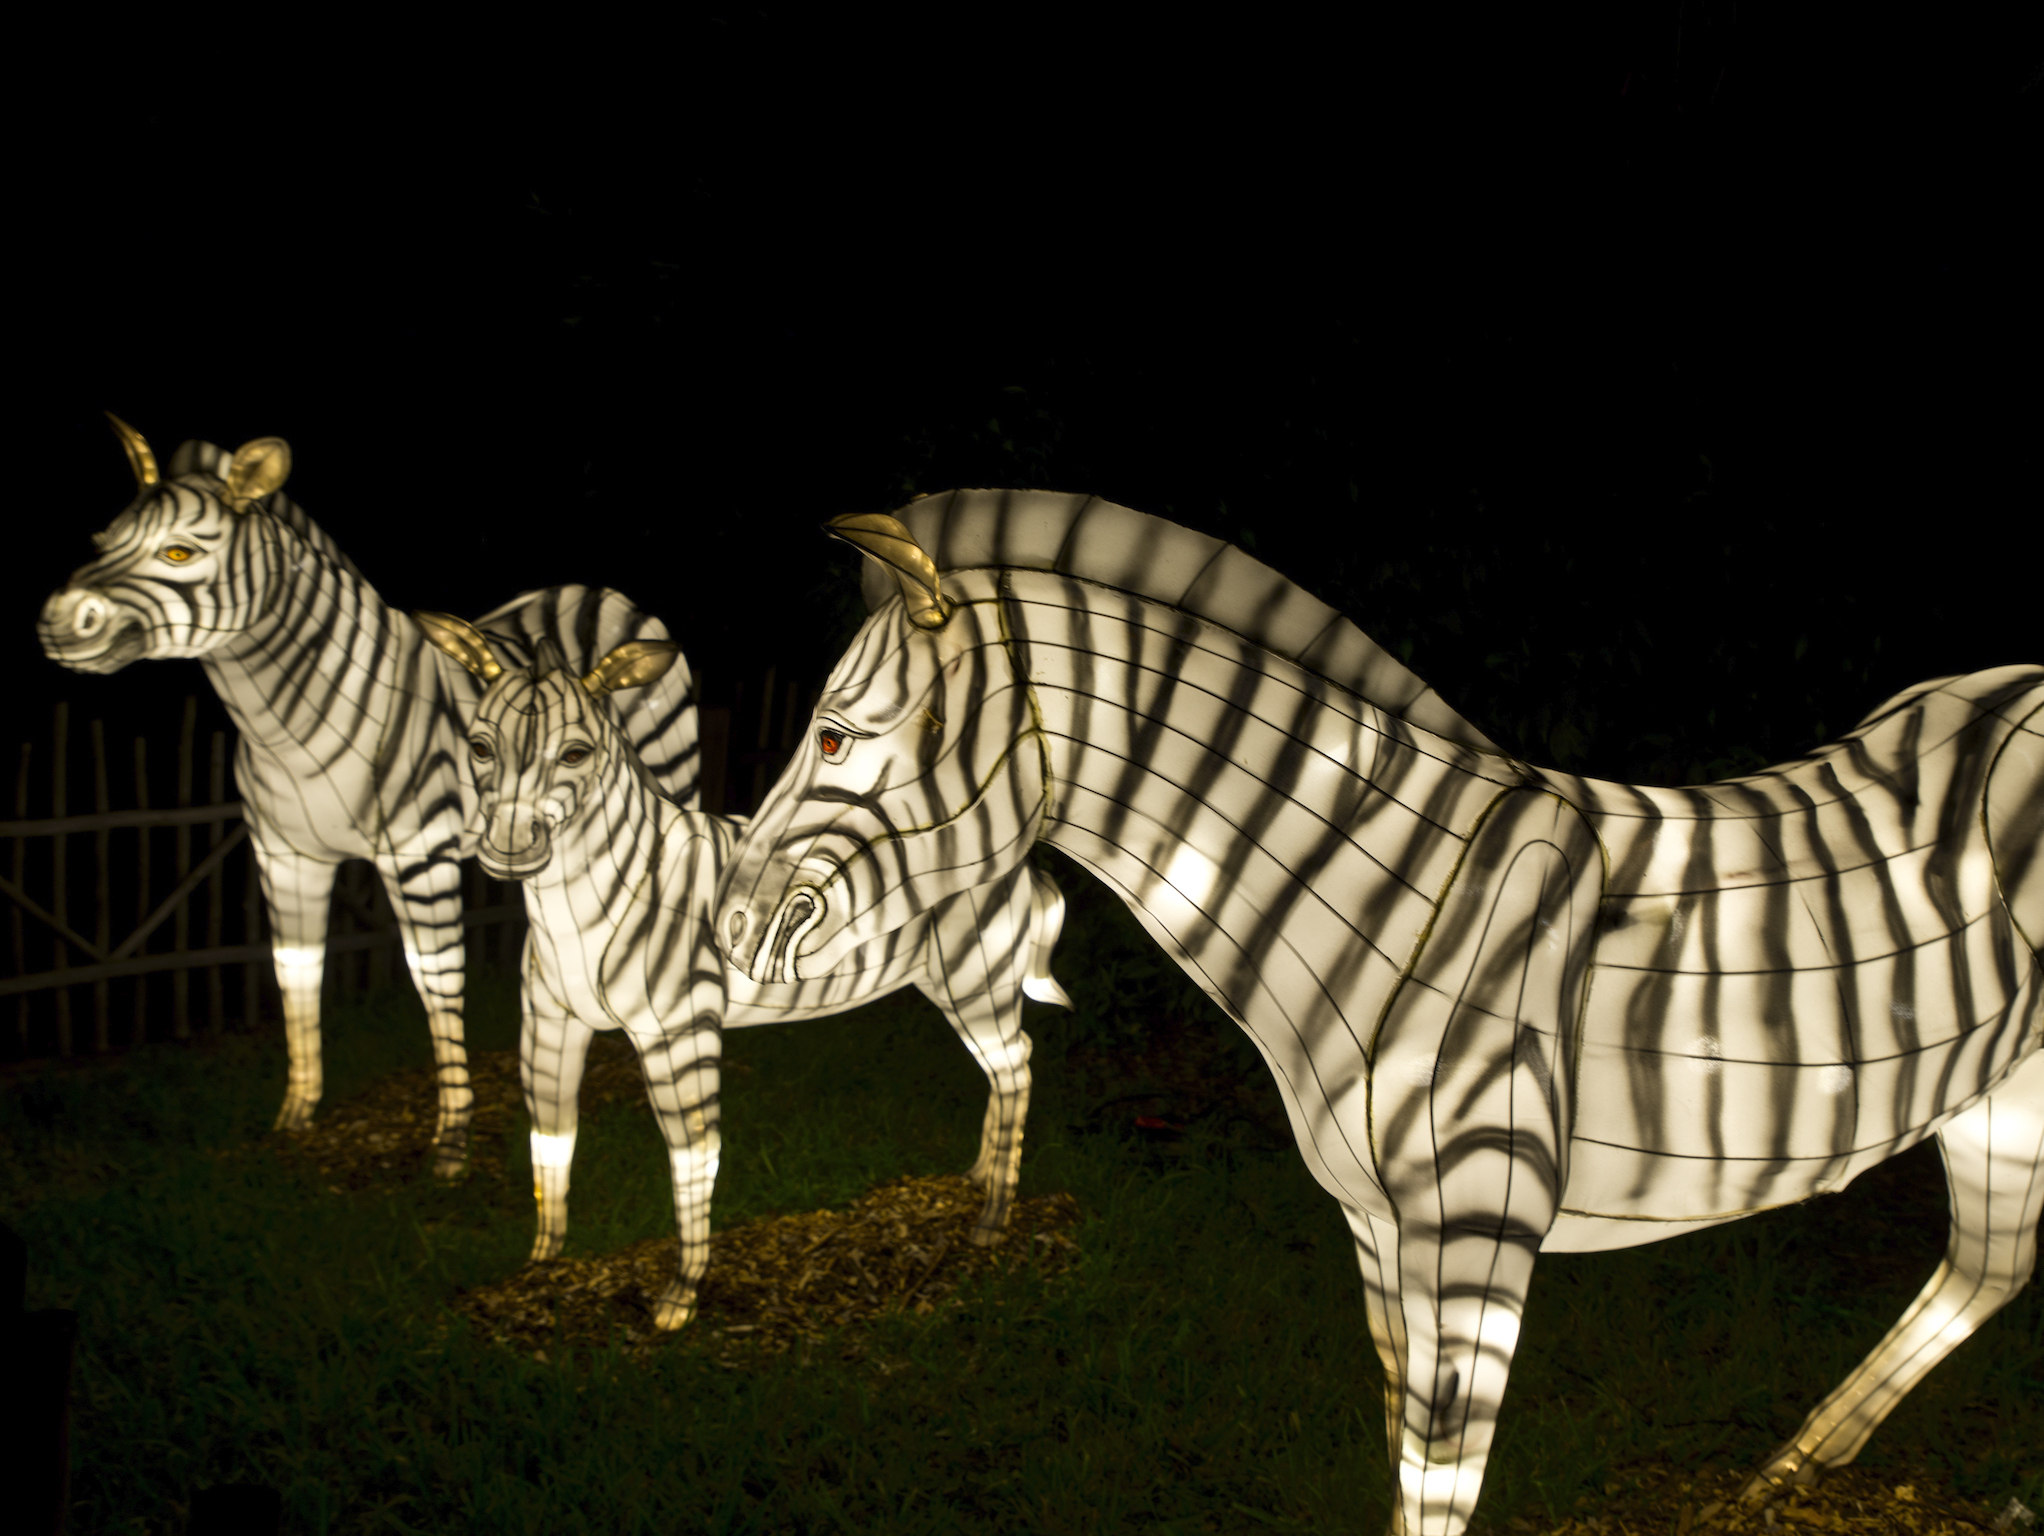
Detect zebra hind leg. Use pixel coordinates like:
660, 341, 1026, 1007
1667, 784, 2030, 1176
920, 866, 1055, 1246
1739, 1047, 2044, 1501
383, 857, 475, 1180
632, 1021, 723, 1330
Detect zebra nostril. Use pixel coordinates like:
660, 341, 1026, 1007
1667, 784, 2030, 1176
76, 597, 103, 635
726, 911, 747, 947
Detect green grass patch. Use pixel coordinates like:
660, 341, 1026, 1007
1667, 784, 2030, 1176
4, 934, 2036, 1533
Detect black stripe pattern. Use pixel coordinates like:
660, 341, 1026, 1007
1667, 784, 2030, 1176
39, 432, 699, 1179
713, 488, 2043, 1534
433, 630, 1070, 1329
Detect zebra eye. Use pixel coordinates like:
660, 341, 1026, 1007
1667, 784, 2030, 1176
162, 546, 195, 564
818, 726, 855, 763
470, 738, 494, 761
561, 747, 590, 767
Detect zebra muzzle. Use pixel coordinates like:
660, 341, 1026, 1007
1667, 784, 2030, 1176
762, 887, 826, 982
38, 589, 148, 672
479, 814, 552, 880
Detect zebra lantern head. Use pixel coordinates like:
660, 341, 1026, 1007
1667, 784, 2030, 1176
415, 612, 680, 881
41, 414, 293, 673
716, 513, 1049, 983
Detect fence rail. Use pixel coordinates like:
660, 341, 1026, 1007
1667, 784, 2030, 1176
3, 671, 816, 1069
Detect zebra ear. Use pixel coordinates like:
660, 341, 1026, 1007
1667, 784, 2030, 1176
105, 412, 159, 489
581, 640, 680, 698
827, 512, 952, 630
415, 612, 505, 681
222, 437, 292, 509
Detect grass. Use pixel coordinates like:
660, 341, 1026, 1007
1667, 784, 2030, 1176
3, 880, 2038, 1534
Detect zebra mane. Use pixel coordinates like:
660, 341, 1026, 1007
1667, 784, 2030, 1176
165, 439, 371, 587
862, 489, 1502, 754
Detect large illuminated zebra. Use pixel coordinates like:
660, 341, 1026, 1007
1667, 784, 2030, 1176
712, 490, 2043, 1535
414, 613, 1068, 1328
38, 418, 700, 1179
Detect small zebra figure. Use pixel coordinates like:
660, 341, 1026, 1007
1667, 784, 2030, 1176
415, 612, 1068, 1329
712, 491, 2043, 1535
38, 417, 698, 1179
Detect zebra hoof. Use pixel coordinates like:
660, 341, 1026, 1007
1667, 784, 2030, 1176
431, 1145, 470, 1182
1737, 1457, 1819, 1504
652, 1281, 697, 1331
272, 1098, 316, 1133
966, 1222, 1008, 1249
528, 1234, 565, 1264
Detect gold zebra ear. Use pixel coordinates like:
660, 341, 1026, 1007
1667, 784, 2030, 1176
581, 639, 679, 698
223, 438, 292, 509
415, 612, 505, 681
105, 412, 159, 489
827, 512, 951, 629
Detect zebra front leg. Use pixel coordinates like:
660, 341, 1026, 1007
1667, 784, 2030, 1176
631, 1013, 724, 1330
1367, 790, 1596, 1534
381, 854, 475, 1180
521, 973, 593, 1263
1739, 1047, 2044, 1502
250, 844, 337, 1134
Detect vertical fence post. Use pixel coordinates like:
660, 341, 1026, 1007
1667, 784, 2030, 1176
779, 674, 802, 762
133, 737, 150, 1049
52, 703, 70, 1059
91, 719, 110, 1054
10, 743, 29, 1053
243, 825, 261, 1032
699, 701, 730, 815
173, 696, 195, 1040
748, 665, 777, 814
207, 732, 226, 1034
368, 865, 389, 995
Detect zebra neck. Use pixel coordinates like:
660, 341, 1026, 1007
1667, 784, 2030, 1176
1009, 577, 1518, 1028
198, 512, 422, 760
527, 759, 675, 931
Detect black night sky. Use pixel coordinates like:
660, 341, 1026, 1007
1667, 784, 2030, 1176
16, 12, 2040, 794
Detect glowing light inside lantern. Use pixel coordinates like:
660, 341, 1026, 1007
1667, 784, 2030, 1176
1165, 843, 1220, 909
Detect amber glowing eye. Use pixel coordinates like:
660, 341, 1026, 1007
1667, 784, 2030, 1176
470, 738, 493, 761
163, 547, 194, 563
819, 730, 843, 756
561, 748, 589, 766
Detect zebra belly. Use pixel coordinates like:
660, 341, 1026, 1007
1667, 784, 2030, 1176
1558, 914, 2039, 1226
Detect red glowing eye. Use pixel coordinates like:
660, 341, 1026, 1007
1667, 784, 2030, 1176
819, 731, 842, 756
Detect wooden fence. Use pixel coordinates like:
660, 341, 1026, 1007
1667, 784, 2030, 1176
1, 671, 816, 1070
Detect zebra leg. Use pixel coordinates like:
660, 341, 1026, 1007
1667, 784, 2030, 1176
1740, 1046, 2044, 1501
378, 854, 474, 1180
250, 845, 337, 1133
1344, 1206, 1415, 1509
630, 1013, 724, 1330
918, 864, 1050, 1245
521, 973, 592, 1263
1367, 791, 1598, 1535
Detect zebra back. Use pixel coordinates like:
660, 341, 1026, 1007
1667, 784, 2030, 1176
865, 489, 1502, 753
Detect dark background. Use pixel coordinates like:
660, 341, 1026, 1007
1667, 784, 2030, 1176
14, 8, 2040, 800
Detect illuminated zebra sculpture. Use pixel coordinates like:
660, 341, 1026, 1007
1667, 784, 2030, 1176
415, 613, 1068, 1328
712, 492, 2043, 1535
38, 418, 699, 1179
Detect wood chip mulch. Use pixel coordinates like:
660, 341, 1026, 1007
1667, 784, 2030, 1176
1516, 1461, 2029, 1534
442, 1173, 1082, 1368
247, 1033, 658, 1192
